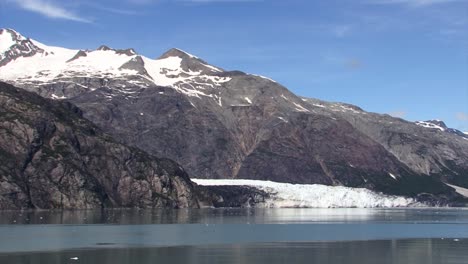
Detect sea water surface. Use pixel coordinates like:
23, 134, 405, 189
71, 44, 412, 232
0, 208, 467, 263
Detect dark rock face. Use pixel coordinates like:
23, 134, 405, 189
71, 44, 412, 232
66, 50, 88, 63
0, 82, 199, 210
119, 56, 149, 76
196, 185, 269, 208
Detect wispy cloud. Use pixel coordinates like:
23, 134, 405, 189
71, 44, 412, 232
180, 0, 260, 2
456, 112, 468, 121
127, 0, 259, 4
371, 0, 465, 7
322, 53, 364, 71
332, 25, 352, 38
8, 0, 91, 23
83, 2, 139, 15
346, 58, 364, 70
126, 0, 155, 4
389, 110, 407, 118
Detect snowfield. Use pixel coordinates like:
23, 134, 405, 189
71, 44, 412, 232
192, 179, 421, 208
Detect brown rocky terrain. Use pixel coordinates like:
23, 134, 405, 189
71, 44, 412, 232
0, 82, 199, 210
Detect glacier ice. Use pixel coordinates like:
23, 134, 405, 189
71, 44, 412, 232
193, 179, 420, 208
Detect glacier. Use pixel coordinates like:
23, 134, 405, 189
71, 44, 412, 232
192, 179, 421, 208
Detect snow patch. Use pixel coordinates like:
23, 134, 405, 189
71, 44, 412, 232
202, 63, 222, 72
0, 30, 16, 53
293, 102, 311, 113
51, 94, 66, 100
252, 74, 277, 83
446, 183, 468, 198
192, 179, 418, 208
339, 105, 361, 114
174, 48, 199, 59
277, 116, 288, 123
415, 121, 445, 131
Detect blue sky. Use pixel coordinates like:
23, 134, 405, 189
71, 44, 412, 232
1, 0, 467, 130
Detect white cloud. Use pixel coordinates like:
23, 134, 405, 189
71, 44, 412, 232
9, 0, 91, 23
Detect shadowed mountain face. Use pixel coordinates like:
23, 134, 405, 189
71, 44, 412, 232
1, 29, 467, 204
0, 82, 198, 210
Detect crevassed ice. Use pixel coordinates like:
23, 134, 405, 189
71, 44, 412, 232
192, 179, 420, 208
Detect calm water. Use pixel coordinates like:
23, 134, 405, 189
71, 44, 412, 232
0, 208, 467, 263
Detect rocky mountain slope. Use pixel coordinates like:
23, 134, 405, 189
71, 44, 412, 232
0, 81, 198, 210
1, 28, 467, 204
414, 120, 468, 139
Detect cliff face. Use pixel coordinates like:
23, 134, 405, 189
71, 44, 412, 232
0, 82, 198, 210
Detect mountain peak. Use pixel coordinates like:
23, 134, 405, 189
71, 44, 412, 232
0, 28, 27, 53
426, 120, 448, 129
97, 45, 112, 51
157, 48, 223, 74
0, 28, 25, 39
0, 28, 44, 67
95, 45, 137, 56
158, 48, 198, 60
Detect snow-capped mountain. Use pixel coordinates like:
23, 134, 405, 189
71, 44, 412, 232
1, 28, 468, 205
0, 28, 231, 101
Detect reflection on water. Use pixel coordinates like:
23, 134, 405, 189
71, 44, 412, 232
2, 239, 468, 264
1, 208, 468, 263
2, 208, 468, 225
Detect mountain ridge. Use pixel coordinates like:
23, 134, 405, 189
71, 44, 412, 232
1, 28, 467, 205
